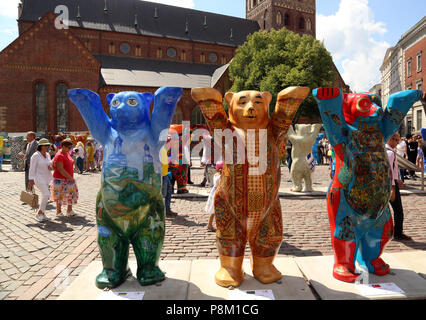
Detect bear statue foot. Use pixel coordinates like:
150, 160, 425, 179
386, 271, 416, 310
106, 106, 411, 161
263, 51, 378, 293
137, 266, 165, 286
371, 258, 390, 276
333, 264, 360, 283
215, 255, 244, 288
251, 256, 282, 284
95, 268, 132, 289
291, 186, 303, 192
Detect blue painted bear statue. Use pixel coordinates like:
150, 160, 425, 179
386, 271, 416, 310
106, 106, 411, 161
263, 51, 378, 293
69, 87, 182, 289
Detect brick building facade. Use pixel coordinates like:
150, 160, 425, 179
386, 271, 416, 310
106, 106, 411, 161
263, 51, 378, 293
0, 0, 347, 135
381, 16, 425, 135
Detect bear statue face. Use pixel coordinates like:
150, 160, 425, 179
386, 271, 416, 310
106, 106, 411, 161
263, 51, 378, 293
107, 91, 154, 135
225, 91, 272, 130
342, 93, 382, 125
295, 124, 312, 136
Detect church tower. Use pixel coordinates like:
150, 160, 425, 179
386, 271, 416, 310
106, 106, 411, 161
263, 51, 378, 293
246, 0, 316, 38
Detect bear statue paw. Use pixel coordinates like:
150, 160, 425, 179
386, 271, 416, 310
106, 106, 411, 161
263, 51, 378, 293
371, 258, 390, 276
333, 264, 360, 283
251, 256, 282, 284
95, 268, 132, 289
315, 88, 341, 100
291, 186, 303, 192
215, 266, 244, 288
137, 266, 165, 286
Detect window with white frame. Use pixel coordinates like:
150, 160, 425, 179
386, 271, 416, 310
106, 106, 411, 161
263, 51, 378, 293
417, 52, 422, 72
416, 79, 423, 91
407, 58, 412, 77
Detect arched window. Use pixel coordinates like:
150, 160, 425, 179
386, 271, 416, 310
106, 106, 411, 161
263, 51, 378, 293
299, 17, 305, 30
276, 11, 283, 26
191, 105, 206, 125
135, 45, 142, 56
35, 82, 47, 133
56, 83, 68, 132
108, 42, 115, 54
284, 13, 290, 26
156, 48, 163, 58
172, 106, 183, 124
181, 50, 187, 61
200, 52, 206, 63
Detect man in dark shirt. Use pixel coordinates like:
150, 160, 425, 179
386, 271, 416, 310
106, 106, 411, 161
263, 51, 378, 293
406, 134, 418, 179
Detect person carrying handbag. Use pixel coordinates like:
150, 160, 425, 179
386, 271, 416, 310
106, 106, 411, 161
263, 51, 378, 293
52, 139, 79, 218
28, 138, 53, 222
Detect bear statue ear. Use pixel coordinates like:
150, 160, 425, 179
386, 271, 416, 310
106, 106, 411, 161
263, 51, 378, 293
262, 92, 272, 109
225, 92, 234, 106
138, 92, 154, 107
106, 93, 116, 106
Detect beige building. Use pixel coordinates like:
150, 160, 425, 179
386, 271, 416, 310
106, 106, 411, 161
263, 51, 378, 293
380, 16, 425, 135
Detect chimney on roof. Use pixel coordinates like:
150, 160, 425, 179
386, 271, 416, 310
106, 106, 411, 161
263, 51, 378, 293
185, 21, 189, 34
203, 16, 207, 29
77, 5, 81, 20
154, 7, 158, 19
230, 28, 234, 41
134, 14, 138, 27
104, 0, 108, 14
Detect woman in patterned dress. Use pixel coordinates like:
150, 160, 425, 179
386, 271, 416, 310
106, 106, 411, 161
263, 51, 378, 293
51, 139, 79, 218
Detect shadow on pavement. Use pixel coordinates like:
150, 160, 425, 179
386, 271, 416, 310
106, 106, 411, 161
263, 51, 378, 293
166, 215, 208, 228
26, 220, 74, 232
278, 241, 323, 257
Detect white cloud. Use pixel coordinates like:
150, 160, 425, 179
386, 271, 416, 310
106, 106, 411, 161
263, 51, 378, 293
0, 0, 21, 18
317, 0, 390, 92
144, 0, 195, 9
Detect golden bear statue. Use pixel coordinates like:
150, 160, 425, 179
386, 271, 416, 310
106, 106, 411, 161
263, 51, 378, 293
191, 87, 309, 287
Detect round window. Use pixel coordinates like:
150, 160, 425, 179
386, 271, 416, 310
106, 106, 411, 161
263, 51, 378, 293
209, 53, 218, 63
167, 48, 177, 58
120, 43, 131, 54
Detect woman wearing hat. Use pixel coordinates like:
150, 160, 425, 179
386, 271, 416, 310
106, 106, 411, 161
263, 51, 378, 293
52, 139, 79, 218
28, 138, 53, 222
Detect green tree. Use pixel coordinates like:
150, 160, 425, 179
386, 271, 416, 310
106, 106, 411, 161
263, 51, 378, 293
229, 28, 336, 120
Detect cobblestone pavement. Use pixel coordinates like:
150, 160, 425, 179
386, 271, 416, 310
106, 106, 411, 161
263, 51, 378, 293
0, 163, 425, 300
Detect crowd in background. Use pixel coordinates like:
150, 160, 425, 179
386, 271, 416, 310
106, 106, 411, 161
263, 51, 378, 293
16, 131, 104, 222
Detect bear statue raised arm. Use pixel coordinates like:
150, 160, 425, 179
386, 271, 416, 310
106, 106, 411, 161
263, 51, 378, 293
191, 86, 309, 287
313, 87, 424, 283
68, 87, 182, 289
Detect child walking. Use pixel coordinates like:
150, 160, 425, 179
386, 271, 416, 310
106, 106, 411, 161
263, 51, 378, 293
205, 161, 223, 232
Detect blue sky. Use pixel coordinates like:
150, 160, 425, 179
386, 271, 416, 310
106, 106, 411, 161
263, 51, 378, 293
0, 0, 425, 91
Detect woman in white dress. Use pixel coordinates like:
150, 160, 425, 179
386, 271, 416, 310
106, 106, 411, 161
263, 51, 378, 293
205, 161, 223, 232
28, 138, 53, 222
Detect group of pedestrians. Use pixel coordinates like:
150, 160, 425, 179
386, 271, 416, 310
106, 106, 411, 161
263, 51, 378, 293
25, 135, 79, 222
395, 133, 425, 181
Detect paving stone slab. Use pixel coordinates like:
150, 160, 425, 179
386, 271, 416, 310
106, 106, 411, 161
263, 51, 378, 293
58, 260, 191, 300
295, 253, 426, 300
383, 251, 426, 280
58, 258, 315, 300
188, 258, 315, 300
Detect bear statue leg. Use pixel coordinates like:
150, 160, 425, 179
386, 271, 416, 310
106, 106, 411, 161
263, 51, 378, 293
332, 238, 359, 283
250, 200, 283, 284
96, 225, 131, 289
291, 169, 303, 192
303, 168, 313, 192
356, 209, 393, 276
214, 192, 246, 288
327, 187, 360, 283
215, 255, 245, 288
131, 215, 166, 286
